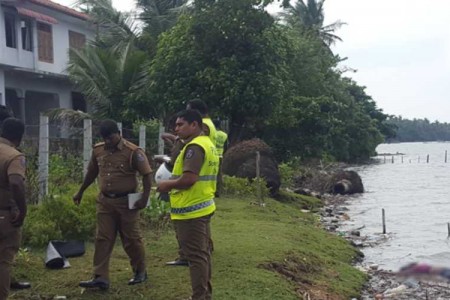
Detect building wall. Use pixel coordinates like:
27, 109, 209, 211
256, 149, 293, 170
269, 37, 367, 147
0, 3, 94, 75
5, 72, 73, 124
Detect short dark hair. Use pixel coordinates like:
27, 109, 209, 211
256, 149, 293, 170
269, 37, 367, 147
1, 118, 25, 141
176, 109, 203, 127
187, 99, 208, 115
0, 105, 13, 125
99, 119, 120, 138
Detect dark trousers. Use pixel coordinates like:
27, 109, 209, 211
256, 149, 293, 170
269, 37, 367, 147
0, 210, 21, 300
93, 195, 146, 281
174, 215, 213, 300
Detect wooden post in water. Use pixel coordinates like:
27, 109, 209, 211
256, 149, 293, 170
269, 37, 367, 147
384, 155, 386, 163
382, 208, 386, 234
401, 155, 404, 163
391, 156, 394, 163
427, 154, 429, 163
446, 150, 448, 163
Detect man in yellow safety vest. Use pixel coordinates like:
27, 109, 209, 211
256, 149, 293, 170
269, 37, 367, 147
157, 109, 218, 300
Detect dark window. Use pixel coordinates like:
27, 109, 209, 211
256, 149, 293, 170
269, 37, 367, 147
4, 13, 16, 48
69, 30, 86, 50
21, 19, 33, 51
37, 22, 53, 63
72, 92, 86, 112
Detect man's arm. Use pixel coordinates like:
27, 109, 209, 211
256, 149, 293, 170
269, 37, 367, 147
157, 144, 204, 192
132, 149, 153, 209
73, 153, 98, 205
9, 174, 26, 227
158, 172, 198, 192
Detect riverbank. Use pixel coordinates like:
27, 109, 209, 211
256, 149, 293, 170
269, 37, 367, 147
11, 194, 365, 300
320, 192, 450, 299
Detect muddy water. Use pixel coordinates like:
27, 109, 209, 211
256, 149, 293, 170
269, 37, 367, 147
343, 142, 450, 271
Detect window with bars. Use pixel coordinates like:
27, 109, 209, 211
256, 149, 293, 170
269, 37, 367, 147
37, 22, 53, 63
69, 30, 86, 50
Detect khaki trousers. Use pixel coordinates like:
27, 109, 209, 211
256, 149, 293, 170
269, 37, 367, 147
0, 210, 21, 300
174, 215, 213, 300
93, 195, 146, 281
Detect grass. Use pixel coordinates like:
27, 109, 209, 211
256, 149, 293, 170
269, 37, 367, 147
10, 194, 366, 300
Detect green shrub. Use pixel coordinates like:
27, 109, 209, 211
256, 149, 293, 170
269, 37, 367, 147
222, 175, 270, 198
22, 186, 97, 248
140, 194, 172, 233
48, 154, 83, 187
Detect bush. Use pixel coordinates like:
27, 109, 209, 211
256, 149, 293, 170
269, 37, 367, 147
22, 186, 97, 248
222, 175, 270, 198
22, 187, 173, 247
140, 194, 172, 233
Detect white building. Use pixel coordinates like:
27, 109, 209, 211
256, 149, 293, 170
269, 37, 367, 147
0, 0, 93, 129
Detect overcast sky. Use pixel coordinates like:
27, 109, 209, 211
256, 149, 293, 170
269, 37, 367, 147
55, 0, 450, 122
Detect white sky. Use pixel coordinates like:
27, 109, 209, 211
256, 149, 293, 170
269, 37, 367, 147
55, 0, 450, 122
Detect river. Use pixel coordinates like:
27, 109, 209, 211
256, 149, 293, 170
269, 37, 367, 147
342, 142, 450, 271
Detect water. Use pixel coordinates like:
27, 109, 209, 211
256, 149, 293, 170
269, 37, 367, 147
343, 142, 450, 271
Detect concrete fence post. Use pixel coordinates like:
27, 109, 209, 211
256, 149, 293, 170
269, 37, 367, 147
83, 119, 92, 177
38, 114, 49, 201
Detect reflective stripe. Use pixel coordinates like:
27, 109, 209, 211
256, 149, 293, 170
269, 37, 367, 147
170, 175, 217, 181
171, 199, 214, 214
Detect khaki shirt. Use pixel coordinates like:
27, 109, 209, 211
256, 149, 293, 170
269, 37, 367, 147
182, 144, 205, 175
87, 138, 152, 194
0, 137, 25, 209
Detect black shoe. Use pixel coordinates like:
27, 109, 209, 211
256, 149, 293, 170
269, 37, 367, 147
165, 259, 189, 266
79, 277, 109, 290
10, 281, 31, 290
128, 271, 147, 285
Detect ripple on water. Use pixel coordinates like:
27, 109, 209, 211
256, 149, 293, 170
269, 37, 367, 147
345, 142, 450, 270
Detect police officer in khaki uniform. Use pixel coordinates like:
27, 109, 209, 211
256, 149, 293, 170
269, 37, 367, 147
158, 110, 219, 300
0, 118, 27, 300
73, 120, 152, 289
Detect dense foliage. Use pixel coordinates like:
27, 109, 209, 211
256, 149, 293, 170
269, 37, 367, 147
68, 0, 391, 162
386, 116, 450, 142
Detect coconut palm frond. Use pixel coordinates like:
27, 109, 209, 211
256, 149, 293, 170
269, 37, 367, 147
76, 0, 138, 47
46, 108, 92, 126
280, 0, 344, 48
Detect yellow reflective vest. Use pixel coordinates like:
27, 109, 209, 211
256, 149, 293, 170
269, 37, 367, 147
215, 130, 228, 158
170, 135, 219, 220
202, 118, 217, 146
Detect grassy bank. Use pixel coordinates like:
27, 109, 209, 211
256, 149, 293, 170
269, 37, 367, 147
11, 195, 366, 300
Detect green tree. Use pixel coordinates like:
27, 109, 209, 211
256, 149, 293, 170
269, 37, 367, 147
149, 0, 291, 141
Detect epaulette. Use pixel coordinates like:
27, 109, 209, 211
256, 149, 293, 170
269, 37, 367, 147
123, 140, 139, 151
94, 142, 105, 148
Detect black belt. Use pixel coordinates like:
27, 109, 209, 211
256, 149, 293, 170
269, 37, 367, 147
102, 192, 132, 199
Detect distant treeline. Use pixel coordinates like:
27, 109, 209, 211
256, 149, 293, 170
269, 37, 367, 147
386, 116, 450, 142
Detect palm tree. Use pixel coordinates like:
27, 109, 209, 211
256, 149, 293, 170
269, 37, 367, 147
66, 40, 148, 123
76, 0, 139, 49
280, 0, 345, 46
136, 0, 190, 55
